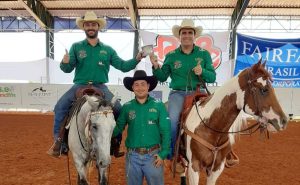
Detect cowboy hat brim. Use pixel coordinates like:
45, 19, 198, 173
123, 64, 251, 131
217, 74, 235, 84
123, 76, 158, 92
172, 25, 203, 39
76, 18, 106, 30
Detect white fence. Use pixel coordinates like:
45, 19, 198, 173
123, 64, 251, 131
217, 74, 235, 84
0, 83, 299, 117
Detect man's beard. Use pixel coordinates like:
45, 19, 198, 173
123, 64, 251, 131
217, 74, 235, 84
85, 29, 98, 39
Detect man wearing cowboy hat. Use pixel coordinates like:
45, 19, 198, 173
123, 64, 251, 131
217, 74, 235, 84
149, 19, 216, 183
48, 11, 144, 158
112, 70, 171, 185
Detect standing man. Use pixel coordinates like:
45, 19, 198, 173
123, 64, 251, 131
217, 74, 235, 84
150, 19, 216, 160
113, 70, 171, 185
47, 11, 143, 157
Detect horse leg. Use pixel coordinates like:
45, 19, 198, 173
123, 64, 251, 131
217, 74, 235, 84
206, 160, 225, 185
97, 167, 108, 185
77, 174, 89, 185
73, 157, 89, 185
186, 137, 200, 185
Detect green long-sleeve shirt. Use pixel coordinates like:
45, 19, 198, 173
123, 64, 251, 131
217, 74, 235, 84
153, 45, 216, 90
113, 96, 171, 159
60, 39, 138, 85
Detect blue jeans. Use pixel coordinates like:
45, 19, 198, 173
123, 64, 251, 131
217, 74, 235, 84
53, 84, 121, 139
168, 90, 195, 159
126, 149, 164, 185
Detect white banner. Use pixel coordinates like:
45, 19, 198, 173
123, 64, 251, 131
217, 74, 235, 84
21, 84, 58, 110
140, 31, 231, 86
0, 84, 22, 109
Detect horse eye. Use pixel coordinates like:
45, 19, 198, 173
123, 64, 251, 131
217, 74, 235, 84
260, 87, 269, 95
92, 125, 97, 130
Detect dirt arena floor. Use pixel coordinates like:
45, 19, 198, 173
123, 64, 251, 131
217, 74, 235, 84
0, 112, 300, 185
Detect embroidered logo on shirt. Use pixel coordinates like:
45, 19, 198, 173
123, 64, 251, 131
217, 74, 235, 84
149, 108, 157, 113
100, 50, 107, 55
79, 50, 87, 59
98, 61, 104, 66
174, 61, 182, 69
148, 120, 155, 124
128, 110, 136, 120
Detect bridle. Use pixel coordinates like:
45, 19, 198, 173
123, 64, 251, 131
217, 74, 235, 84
191, 68, 272, 135
76, 109, 114, 153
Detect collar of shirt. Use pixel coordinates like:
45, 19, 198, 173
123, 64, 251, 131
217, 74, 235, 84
133, 95, 153, 105
179, 44, 196, 54
83, 39, 103, 47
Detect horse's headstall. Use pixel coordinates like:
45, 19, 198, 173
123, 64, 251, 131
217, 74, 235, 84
90, 110, 114, 117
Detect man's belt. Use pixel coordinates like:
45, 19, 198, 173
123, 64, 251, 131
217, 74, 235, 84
128, 144, 160, 155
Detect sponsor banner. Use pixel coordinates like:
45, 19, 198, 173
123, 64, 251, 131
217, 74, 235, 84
21, 84, 58, 110
234, 34, 300, 88
0, 84, 22, 108
140, 30, 231, 86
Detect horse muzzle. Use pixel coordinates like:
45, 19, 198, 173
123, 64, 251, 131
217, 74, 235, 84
268, 115, 288, 132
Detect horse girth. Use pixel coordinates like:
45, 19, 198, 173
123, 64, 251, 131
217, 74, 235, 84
183, 125, 230, 152
183, 125, 230, 174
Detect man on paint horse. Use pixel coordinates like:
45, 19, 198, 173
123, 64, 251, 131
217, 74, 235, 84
150, 19, 239, 184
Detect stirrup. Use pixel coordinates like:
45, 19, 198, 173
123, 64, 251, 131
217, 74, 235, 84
225, 151, 239, 168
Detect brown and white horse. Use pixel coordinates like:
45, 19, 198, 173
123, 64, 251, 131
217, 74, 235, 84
183, 60, 288, 185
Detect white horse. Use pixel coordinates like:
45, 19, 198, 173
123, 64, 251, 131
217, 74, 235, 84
68, 95, 116, 185
183, 60, 288, 185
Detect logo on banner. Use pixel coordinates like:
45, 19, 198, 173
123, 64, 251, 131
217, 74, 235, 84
0, 86, 16, 97
153, 35, 222, 69
28, 87, 53, 97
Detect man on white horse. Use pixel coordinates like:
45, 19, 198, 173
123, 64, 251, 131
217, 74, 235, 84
47, 11, 144, 158
113, 70, 171, 185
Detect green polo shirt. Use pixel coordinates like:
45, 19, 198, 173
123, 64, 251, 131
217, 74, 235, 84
113, 96, 171, 159
60, 39, 138, 84
153, 45, 216, 90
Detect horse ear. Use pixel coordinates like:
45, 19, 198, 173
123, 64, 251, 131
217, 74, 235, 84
251, 58, 261, 71
257, 58, 262, 65
111, 95, 121, 108
262, 60, 267, 68
86, 95, 100, 111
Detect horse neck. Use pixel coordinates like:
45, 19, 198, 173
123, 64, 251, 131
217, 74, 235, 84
203, 76, 245, 132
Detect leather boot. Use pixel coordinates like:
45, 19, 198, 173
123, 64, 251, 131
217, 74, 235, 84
47, 138, 62, 158
110, 137, 124, 158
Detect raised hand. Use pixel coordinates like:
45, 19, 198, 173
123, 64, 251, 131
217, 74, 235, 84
149, 52, 159, 69
135, 51, 144, 62
153, 154, 163, 168
193, 61, 202, 75
62, 49, 69, 64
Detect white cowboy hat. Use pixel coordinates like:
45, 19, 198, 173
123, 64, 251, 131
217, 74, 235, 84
172, 19, 203, 39
76, 11, 106, 30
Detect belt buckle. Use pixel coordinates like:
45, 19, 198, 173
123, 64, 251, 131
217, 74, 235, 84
139, 148, 148, 155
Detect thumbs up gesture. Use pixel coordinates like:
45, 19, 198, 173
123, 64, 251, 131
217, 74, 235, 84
62, 49, 69, 64
193, 61, 202, 75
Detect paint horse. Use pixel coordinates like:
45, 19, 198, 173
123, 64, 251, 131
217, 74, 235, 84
183, 60, 288, 185
68, 95, 116, 185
